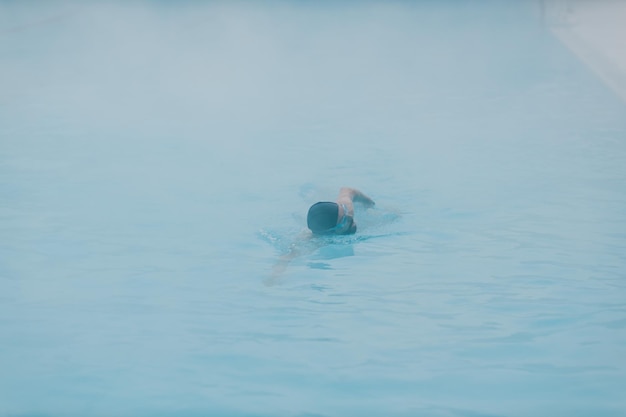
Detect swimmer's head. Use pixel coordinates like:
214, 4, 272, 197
307, 202, 339, 235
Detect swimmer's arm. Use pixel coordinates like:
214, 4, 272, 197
268, 247, 299, 285
337, 187, 375, 209
266, 231, 311, 285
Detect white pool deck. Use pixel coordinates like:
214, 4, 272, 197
542, 0, 626, 102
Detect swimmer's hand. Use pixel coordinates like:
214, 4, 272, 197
342, 187, 375, 208
358, 195, 375, 208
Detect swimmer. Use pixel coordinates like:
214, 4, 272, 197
266, 187, 375, 284
306, 187, 375, 236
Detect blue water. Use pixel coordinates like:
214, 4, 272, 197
1, 2, 626, 416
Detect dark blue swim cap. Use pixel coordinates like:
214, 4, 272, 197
307, 202, 339, 234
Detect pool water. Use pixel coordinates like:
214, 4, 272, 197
1, 2, 625, 416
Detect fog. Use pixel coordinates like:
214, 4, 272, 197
1, 1, 547, 137
3, 3, 626, 417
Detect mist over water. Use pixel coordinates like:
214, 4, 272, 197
2, 2, 626, 417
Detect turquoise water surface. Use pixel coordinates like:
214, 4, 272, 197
1, 2, 626, 416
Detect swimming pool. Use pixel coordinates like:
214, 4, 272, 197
1, 2, 625, 416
